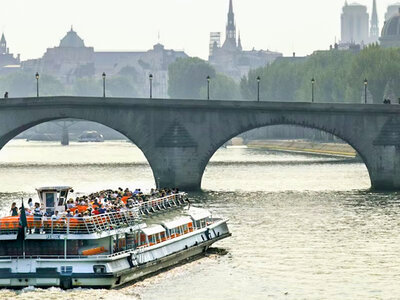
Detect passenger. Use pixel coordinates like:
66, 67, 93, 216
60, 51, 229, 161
98, 204, 106, 214
33, 203, 41, 216
25, 207, 32, 216
10, 202, 18, 216
66, 210, 73, 218
51, 211, 60, 221
27, 198, 33, 209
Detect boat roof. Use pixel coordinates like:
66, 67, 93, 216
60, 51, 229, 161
188, 207, 211, 221
162, 217, 192, 229
141, 225, 166, 236
36, 186, 73, 192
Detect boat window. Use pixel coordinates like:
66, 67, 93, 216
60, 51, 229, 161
58, 197, 64, 206
160, 232, 166, 241
46, 193, 55, 208
61, 266, 73, 275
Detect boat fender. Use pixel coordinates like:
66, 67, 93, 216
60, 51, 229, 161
205, 228, 211, 240
127, 255, 134, 268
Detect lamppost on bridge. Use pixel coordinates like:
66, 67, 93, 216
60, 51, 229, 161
256, 76, 261, 102
207, 75, 210, 100
364, 78, 368, 104
149, 74, 153, 99
102, 72, 106, 98
35, 72, 39, 98
311, 77, 315, 103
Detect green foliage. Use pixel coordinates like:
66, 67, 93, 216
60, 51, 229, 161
107, 76, 137, 97
349, 44, 400, 103
240, 46, 400, 104
0, 71, 64, 97
71, 78, 102, 97
200, 73, 241, 100
168, 57, 216, 99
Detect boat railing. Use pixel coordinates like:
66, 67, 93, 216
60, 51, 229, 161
0, 193, 186, 236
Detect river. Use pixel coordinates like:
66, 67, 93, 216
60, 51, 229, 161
1, 140, 399, 299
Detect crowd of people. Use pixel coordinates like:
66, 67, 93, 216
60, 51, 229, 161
10, 187, 181, 221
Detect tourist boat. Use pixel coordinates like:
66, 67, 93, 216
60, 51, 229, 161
0, 187, 230, 289
77, 131, 104, 142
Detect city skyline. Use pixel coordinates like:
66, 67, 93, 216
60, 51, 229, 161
1, 0, 399, 61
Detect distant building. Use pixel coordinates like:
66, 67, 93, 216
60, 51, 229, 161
341, 2, 370, 45
385, 3, 400, 21
340, 0, 380, 47
23, 27, 95, 83
22, 27, 188, 98
209, 0, 282, 81
0, 33, 20, 74
209, 32, 221, 57
380, 8, 400, 48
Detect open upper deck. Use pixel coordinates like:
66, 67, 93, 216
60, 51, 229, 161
0, 193, 187, 240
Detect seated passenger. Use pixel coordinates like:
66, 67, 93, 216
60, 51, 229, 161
51, 211, 60, 221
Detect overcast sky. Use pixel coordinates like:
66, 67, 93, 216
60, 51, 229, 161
2, 0, 398, 60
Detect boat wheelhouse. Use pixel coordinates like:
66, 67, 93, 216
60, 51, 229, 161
0, 187, 230, 289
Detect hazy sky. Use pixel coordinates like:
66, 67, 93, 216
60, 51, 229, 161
2, 0, 398, 60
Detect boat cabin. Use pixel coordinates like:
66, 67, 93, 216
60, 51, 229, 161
162, 217, 193, 238
36, 186, 72, 215
137, 225, 166, 247
189, 208, 212, 229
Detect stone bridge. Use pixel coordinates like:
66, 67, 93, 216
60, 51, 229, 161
1, 96, 400, 191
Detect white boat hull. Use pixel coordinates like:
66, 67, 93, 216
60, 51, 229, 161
0, 220, 230, 289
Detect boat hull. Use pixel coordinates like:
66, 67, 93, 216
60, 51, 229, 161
0, 220, 230, 289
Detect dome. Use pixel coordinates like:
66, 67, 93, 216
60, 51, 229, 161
59, 27, 85, 48
382, 12, 400, 36
380, 9, 400, 48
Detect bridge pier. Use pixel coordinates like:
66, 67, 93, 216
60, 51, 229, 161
367, 146, 400, 191
146, 148, 204, 191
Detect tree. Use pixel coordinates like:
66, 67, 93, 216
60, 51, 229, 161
0, 71, 64, 97
200, 73, 241, 100
350, 44, 400, 103
107, 76, 137, 97
168, 57, 216, 99
71, 78, 102, 97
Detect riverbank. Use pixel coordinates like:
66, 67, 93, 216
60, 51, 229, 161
247, 139, 357, 158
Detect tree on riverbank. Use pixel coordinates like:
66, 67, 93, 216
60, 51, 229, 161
240, 45, 400, 104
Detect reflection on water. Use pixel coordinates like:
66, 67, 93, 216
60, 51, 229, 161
1, 140, 400, 299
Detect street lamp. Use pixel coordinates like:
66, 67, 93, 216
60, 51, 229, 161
102, 72, 106, 98
149, 74, 153, 99
256, 76, 261, 102
311, 77, 315, 103
35, 72, 39, 98
207, 76, 210, 100
364, 78, 368, 104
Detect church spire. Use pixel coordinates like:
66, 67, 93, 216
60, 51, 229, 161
238, 31, 242, 51
370, 0, 379, 42
223, 0, 237, 49
0, 33, 7, 54
229, 0, 233, 14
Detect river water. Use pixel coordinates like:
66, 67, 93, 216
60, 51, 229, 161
1, 140, 400, 299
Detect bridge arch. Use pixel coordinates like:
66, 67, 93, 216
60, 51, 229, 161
0, 115, 158, 187
199, 120, 373, 190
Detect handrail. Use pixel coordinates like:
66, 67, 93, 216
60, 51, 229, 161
0, 193, 187, 236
